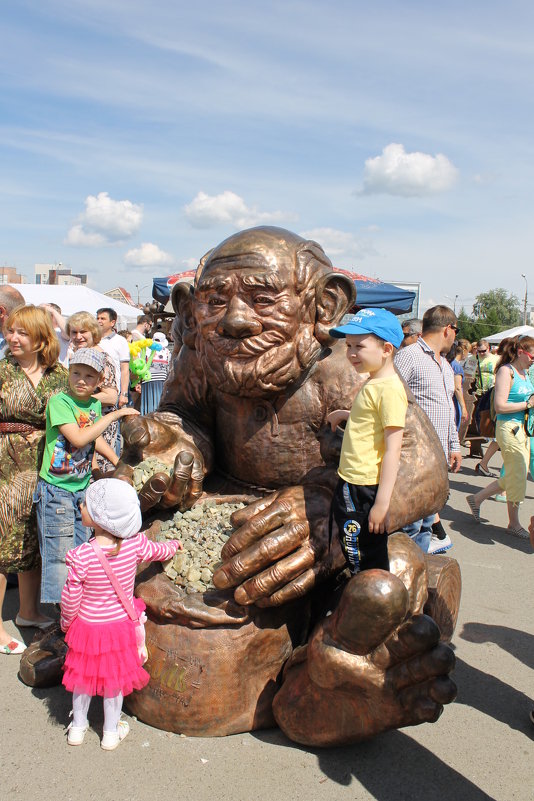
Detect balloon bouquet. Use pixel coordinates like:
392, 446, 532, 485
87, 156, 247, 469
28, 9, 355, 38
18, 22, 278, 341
129, 338, 162, 387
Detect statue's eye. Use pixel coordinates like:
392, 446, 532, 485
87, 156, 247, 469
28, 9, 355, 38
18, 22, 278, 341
254, 294, 275, 306
207, 296, 226, 307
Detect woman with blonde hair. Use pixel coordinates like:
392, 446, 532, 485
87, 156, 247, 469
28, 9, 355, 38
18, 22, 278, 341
66, 312, 119, 473
0, 305, 68, 654
467, 335, 534, 539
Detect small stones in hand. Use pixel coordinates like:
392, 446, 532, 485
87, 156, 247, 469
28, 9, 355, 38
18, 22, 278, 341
160, 500, 245, 593
132, 457, 173, 492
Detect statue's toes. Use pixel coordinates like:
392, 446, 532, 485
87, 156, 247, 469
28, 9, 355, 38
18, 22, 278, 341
398, 674, 457, 725
389, 640, 455, 689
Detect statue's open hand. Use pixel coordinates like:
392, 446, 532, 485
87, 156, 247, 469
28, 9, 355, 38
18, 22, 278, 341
212, 485, 345, 607
119, 414, 205, 512
273, 543, 456, 746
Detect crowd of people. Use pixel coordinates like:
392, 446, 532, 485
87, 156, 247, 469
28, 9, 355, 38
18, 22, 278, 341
0, 284, 532, 747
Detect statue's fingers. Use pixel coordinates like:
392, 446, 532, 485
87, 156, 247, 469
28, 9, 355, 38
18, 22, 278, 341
397, 675, 457, 724
159, 451, 194, 509
230, 493, 280, 528
233, 544, 316, 605
387, 642, 456, 691
223, 498, 306, 558
213, 522, 309, 592
112, 462, 134, 486
139, 472, 171, 513
256, 542, 346, 608
175, 458, 204, 510
120, 416, 150, 462
256, 563, 319, 607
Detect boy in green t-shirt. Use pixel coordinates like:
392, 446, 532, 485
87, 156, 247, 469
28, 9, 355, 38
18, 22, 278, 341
36, 348, 139, 603
328, 309, 407, 574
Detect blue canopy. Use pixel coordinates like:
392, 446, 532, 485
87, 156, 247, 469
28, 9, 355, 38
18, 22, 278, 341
353, 277, 415, 314
152, 270, 415, 315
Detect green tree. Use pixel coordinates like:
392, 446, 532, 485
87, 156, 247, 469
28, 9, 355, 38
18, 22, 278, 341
457, 288, 521, 341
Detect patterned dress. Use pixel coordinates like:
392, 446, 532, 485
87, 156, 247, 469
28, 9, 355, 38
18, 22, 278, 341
94, 352, 118, 473
0, 355, 68, 572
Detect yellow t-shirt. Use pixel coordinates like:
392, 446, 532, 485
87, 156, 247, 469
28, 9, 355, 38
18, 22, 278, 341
338, 373, 407, 486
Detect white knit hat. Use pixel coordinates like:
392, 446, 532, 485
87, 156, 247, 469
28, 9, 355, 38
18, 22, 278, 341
85, 479, 142, 539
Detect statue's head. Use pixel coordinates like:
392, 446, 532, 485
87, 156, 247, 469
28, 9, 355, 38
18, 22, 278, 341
173, 226, 355, 397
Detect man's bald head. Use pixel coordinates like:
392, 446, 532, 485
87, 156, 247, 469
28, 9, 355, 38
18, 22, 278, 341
0, 286, 24, 332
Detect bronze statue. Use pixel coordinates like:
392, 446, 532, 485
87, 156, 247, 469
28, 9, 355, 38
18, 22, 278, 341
21, 226, 460, 746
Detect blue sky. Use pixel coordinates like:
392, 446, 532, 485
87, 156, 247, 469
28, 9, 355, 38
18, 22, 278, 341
2, 0, 534, 311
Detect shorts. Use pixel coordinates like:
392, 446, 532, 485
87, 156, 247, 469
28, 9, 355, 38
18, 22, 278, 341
496, 419, 529, 504
331, 480, 389, 574
34, 479, 90, 603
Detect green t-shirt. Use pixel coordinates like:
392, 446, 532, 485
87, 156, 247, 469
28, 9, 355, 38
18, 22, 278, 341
40, 392, 102, 492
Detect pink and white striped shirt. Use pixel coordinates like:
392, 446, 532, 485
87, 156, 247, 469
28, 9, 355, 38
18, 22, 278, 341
60, 533, 180, 629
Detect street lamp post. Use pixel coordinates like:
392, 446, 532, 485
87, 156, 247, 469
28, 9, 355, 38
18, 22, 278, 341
135, 284, 148, 306
521, 274, 528, 325
445, 294, 460, 314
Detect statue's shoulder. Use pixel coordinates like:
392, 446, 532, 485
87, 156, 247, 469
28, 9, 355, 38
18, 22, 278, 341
309, 344, 363, 408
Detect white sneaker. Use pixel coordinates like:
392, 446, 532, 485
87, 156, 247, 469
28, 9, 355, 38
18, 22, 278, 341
67, 722, 89, 746
428, 533, 453, 555
101, 720, 130, 751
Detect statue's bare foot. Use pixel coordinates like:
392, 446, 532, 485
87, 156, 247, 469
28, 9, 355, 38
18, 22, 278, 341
273, 569, 456, 746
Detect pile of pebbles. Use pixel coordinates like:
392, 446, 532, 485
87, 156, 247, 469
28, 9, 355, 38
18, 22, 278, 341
133, 459, 245, 594
158, 500, 245, 593
132, 456, 173, 492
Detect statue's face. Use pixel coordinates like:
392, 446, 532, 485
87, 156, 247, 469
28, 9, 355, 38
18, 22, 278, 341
194, 253, 320, 397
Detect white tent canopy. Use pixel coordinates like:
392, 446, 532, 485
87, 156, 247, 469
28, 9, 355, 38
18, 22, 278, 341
8, 284, 140, 329
485, 324, 534, 344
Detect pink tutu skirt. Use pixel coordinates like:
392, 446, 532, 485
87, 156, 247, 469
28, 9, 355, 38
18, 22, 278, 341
63, 615, 150, 698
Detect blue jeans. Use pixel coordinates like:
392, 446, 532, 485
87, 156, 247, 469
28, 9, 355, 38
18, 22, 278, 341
402, 513, 434, 553
34, 479, 90, 603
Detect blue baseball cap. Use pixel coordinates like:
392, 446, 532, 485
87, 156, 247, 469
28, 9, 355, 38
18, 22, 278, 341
330, 308, 404, 348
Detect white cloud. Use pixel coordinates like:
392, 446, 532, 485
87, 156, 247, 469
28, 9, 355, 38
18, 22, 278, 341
64, 225, 107, 247
123, 242, 174, 268
65, 191, 143, 247
184, 190, 293, 229
301, 227, 377, 264
361, 143, 458, 197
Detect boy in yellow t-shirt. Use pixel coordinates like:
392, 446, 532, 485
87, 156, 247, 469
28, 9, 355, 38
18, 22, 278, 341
329, 308, 407, 574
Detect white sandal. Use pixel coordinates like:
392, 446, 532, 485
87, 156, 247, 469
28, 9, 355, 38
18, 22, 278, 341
0, 638, 26, 655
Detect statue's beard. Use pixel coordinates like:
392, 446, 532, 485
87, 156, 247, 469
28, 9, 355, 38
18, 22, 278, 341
197, 326, 322, 397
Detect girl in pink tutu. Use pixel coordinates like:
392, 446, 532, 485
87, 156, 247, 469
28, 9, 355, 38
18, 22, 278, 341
60, 478, 181, 750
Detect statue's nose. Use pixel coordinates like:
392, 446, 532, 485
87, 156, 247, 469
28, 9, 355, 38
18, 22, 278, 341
217, 296, 262, 339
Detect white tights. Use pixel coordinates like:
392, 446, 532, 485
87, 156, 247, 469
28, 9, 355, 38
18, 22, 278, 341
72, 691, 123, 733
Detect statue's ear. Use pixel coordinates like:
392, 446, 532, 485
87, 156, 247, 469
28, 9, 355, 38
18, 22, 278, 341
314, 272, 356, 344
171, 282, 196, 350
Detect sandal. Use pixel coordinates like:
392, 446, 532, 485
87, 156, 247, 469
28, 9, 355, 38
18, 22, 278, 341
0, 638, 26, 655
475, 463, 495, 478
15, 615, 55, 630
466, 495, 482, 523
506, 525, 529, 540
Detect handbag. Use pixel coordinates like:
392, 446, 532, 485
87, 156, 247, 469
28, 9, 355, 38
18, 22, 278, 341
90, 539, 148, 664
475, 388, 496, 438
